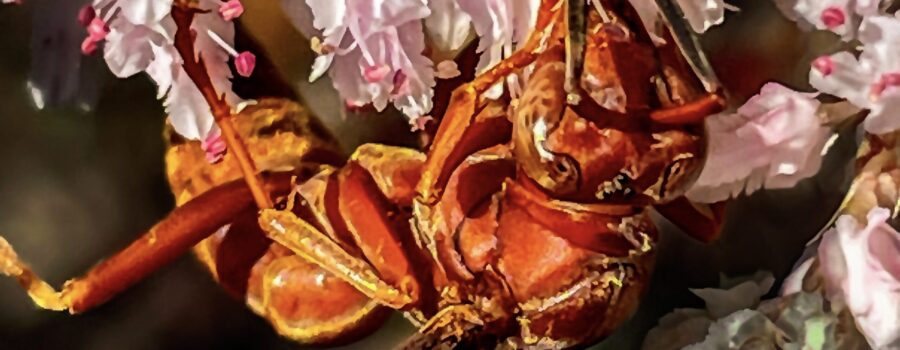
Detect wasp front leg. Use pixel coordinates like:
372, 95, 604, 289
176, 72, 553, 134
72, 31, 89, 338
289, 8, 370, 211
417, 1, 564, 204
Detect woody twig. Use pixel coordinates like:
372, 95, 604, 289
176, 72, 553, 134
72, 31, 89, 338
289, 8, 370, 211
171, 3, 274, 209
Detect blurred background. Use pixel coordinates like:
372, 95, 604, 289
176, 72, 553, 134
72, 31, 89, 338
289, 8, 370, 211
0, 1, 857, 349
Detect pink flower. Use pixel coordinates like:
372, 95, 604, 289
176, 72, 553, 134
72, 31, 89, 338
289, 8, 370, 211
774, 0, 890, 40
783, 0, 856, 38
810, 16, 900, 134
94, 0, 241, 142
686, 83, 832, 202
819, 207, 900, 349
283, 0, 436, 121
219, 0, 244, 21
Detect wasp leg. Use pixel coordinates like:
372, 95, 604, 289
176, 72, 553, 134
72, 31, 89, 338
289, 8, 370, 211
649, 92, 726, 124
417, 1, 564, 204
653, 197, 727, 243
0, 172, 294, 314
259, 210, 415, 309
260, 145, 440, 315
396, 304, 485, 350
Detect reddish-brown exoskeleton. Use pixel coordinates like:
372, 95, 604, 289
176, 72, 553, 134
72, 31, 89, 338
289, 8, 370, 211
0, 0, 727, 348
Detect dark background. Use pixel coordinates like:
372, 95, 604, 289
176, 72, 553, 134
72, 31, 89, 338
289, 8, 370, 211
0, 1, 854, 349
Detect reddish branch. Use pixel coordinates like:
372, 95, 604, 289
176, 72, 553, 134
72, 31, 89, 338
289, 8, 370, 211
64, 173, 293, 313
171, 4, 274, 209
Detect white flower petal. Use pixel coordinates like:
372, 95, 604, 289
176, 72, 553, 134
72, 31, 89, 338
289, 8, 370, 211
686, 83, 831, 202
306, 0, 346, 35
118, 0, 173, 27
103, 19, 164, 78
676, 0, 726, 33
145, 42, 179, 99
165, 71, 217, 141
424, 0, 472, 52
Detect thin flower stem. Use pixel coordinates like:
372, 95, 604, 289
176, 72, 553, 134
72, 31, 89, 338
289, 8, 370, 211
171, 4, 273, 209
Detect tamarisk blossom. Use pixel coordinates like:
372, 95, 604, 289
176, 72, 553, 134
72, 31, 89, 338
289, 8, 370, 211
686, 83, 832, 202
817, 207, 900, 349
438, 0, 539, 99
774, 0, 885, 40
451, 0, 539, 73
88, 0, 248, 161
810, 15, 900, 135
283, 0, 436, 126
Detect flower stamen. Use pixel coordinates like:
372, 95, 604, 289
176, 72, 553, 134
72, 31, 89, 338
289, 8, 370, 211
821, 6, 846, 29
206, 29, 256, 77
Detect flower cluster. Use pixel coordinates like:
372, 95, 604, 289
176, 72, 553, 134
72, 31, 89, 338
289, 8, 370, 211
776, 0, 883, 40
686, 83, 832, 202
773, 0, 900, 136
280, 0, 540, 129
82, 0, 257, 162
644, 272, 868, 349
815, 207, 900, 348
688, 0, 900, 202
811, 16, 900, 135
280, 0, 732, 129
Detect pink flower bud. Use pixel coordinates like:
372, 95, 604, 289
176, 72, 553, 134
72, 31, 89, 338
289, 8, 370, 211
435, 60, 460, 79
363, 64, 392, 83
81, 37, 98, 55
77, 5, 96, 27
409, 115, 433, 132
821, 7, 846, 29
202, 131, 227, 164
87, 17, 109, 41
812, 56, 834, 76
234, 51, 256, 77
219, 0, 244, 21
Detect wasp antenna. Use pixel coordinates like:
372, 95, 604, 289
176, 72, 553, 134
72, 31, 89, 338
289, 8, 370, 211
653, 0, 723, 95
0, 236, 68, 311
564, 0, 586, 105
